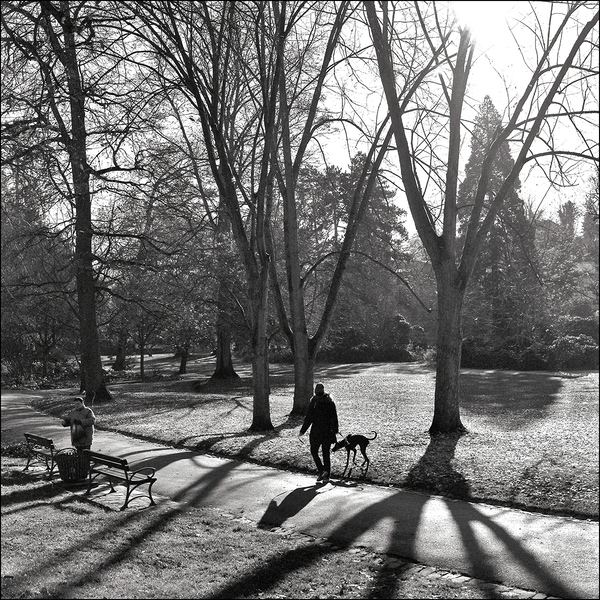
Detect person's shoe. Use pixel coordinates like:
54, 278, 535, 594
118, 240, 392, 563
316, 471, 324, 482
321, 471, 329, 483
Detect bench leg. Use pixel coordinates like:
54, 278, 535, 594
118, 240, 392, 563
121, 482, 138, 511
46, 457, 56, 479
120, 481, 156, 511
147, 480, 156, 506
120, 487, 131, 511
23, 449, 41, 472
23, 454, 33, 472
23, 452, 52, 476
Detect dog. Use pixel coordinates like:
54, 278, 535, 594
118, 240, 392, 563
332, 431, 377, 478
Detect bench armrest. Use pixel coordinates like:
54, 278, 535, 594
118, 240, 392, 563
132, 466, 156, 478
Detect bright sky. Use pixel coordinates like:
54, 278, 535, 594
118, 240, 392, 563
321, 2, 595, 234
448, 1, 594, 219
449, 1, 531, 106
450, 1, 523, 49
417, 2, 593, 231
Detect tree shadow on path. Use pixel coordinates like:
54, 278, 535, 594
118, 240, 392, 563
212, 433, 577, 599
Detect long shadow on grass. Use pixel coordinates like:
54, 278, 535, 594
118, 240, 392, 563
3, 458, 255, 597
126, 416, 305, 470
9, 499, 188, 598
1, 477, 62, 498
460, 370, 564, 428
177, 413, 304, 455
403, 432, 471, 499
208, 543, 367, 599
1, 469, 69, 513
5, 444, 580, 600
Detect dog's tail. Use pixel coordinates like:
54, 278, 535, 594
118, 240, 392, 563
367, 431, 377, 441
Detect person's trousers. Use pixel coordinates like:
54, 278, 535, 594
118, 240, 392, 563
309, 437, 332, 473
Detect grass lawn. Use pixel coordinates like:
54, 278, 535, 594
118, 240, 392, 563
0, 460, 520, 599
29, 357, 599, 519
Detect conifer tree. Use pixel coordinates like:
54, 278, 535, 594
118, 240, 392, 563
457, 97, 538, 349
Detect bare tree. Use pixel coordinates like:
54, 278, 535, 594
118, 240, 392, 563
365, 1, 598, 433
163, 91, 239, 381
268, 2, 435, 414
126, 1, 293, 429
2, 1, 119, 400
124, 1, 440, 420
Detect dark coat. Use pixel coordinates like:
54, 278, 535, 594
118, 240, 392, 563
300, 392, 339, 444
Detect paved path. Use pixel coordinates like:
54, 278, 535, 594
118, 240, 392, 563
2, 389, 598, 599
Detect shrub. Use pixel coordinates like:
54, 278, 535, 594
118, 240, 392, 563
556, 316, 599, 343
320, 318, 419, 363
410, 326, 429, 354
319, 328, 374, 363
268, 334, 294, 363
550, 335, 599, 370
493, 347, 521, 370
423, 347, 437, 367
461, 338, 495, 368
269, 347, 294, 363
1, 441, 29, 458
517, 343, 554, 371
461, 337, 559, 371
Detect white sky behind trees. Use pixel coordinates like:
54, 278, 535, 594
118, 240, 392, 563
324, 1, 597, 235
449, 1, 591, 218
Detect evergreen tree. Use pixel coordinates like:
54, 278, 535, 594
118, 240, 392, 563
331, 153, 411, 361
582, 169, 599, 272
457, 96, 539, 351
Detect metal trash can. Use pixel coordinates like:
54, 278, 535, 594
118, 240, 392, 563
55, 448, 89, 482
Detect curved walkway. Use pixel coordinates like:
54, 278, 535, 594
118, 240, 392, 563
2, 389, 598, 599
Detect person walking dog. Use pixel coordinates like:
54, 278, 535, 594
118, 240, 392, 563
299, 383, 339, 483
62, 396, 96, 454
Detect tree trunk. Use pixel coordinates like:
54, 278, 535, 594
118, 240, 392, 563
56, 1, 110, 401
139, 339, 145, 380
42, 351, 49, 379
283, 182, 313, 414
212, 185, 239, 381
213, 324, 239, 379
291, 335, 315, 415
178, 345, 188, 375
249, 265, 273, 431
211, 279, 239, 380
430, 269, 467, 434
112, 329, 128, 370
250, 335, 272, 430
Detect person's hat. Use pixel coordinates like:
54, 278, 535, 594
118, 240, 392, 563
315, 383, 325, 394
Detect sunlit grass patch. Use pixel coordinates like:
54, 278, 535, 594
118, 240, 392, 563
30, 362, 599, 518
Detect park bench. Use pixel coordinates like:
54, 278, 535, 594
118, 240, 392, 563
83, 450, 157, 511
23, 433, 58, 478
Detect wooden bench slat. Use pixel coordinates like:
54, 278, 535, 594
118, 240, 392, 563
23, 433, 57, 478
83, 449, 157, 511
24, 433, 54, 446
